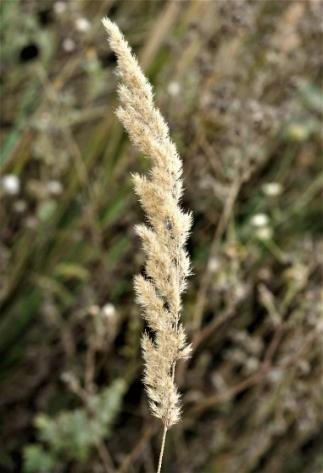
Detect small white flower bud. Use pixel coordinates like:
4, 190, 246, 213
1, 175, 20, 195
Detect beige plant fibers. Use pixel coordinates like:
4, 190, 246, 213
102, 17, 192, 471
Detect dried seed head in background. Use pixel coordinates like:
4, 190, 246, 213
102, 17, 192, 429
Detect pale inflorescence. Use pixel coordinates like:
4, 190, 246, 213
102, 17, 192, 428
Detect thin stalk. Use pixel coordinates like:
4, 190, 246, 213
157, 424, 168, 473
157, 363, 174, 473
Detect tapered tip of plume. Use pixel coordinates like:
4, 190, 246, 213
102, 17, 124, 47
101, 17, 116, 35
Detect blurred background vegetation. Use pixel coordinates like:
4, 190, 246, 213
0, 0, 322, 472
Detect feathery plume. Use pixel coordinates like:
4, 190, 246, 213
102, 17, 192, 471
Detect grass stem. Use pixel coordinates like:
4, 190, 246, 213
157, 424, 168, 473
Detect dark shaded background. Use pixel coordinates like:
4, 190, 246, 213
1, 1, 322, 472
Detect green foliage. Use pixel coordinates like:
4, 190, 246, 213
24, 446, 55, 473
23, 380, 126, 472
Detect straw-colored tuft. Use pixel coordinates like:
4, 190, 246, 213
102, 17, 192, 431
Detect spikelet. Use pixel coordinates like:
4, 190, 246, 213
102, 17, 192, 429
